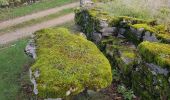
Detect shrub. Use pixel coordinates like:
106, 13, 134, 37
30, 28, 112, 98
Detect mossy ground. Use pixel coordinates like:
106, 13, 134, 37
31, 28, 112, 98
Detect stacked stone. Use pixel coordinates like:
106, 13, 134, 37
75, 6, 170, 99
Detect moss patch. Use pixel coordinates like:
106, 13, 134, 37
138, 41, 170, 68
131, 24, 156, 33
31, 28, 112, 98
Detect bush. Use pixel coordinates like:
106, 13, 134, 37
30, 28, 112, 98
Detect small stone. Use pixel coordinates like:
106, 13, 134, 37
66, 90, 71, 96
119, 28, 126, 35
99, 20, 108, 28
25, 39, 36, 59
136, 28, 145, 38
92, 32, 102, 43
130, 27, 137, 33
102, 32, 113, 37
117, 34, 125, 38
79, 32, 87, 39
143, 31, 159, 42
34, 70, 40, 78
99, 27, 117, 33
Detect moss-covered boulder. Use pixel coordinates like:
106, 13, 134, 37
131, 41, 170, 99
138, 41, 170, 68
30, 28, 112, 99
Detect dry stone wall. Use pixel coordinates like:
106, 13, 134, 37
75, 6, 170, 99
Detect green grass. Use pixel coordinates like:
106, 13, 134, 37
0, 39, 33, 100
0, 0, 78, 21
0, 8, 74, 34
97, 0, 170, 26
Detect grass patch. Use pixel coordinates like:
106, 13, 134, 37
0, 0, 78, 21
97, 0, 170, 26
0, 39, 33, 100
0, 8, 74, 35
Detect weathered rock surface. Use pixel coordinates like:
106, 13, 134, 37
25, 39, 36, 59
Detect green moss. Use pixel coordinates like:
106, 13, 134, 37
101, 37, 137, 75
130, 24, 170, 43
131, 24, 156, 33
156, 33, 170, 43
31, 28, 112, 98
154, 25, 167, 33
138, 41, 170, 68
118, 16, 155, 25
118, 50, 137, 74
121, 51, 136, 59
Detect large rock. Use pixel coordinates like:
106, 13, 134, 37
30, 28, 112, 99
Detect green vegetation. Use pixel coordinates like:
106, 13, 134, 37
138, 41, 170, 68
75, 1, 170, 99
31, 28, 112, 98
0, 0, 78, 21
131, 24, 156, 33
0, 39, 33, 100
97, 0, 170, 26
0, 8, 74, 34
117, 85, 134, 100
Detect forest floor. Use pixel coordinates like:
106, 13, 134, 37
0, 2, 79, 45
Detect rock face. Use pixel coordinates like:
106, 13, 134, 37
75, 5, 170, 99
30, 28, 112, 99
